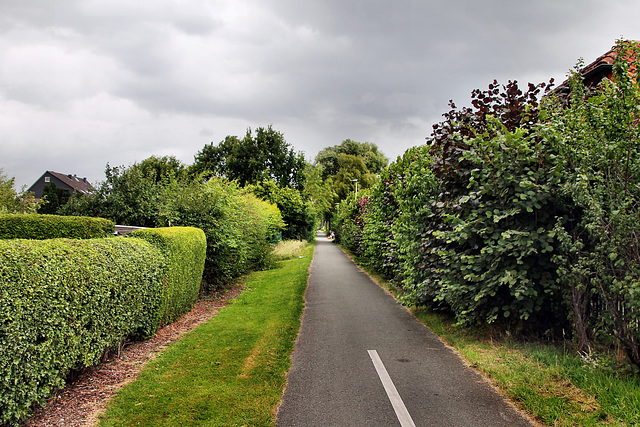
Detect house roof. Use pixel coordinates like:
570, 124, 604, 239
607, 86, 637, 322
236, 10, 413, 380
555, 41, 639, 95
48, 171, 96, 194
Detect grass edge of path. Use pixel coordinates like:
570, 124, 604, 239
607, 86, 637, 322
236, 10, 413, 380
338, 244, 640, 427
97, 242, 314, 427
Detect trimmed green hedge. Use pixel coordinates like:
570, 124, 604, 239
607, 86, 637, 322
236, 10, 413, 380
0, 238, 166, 426
0, 214, 114, 239
127, 227, 206, 326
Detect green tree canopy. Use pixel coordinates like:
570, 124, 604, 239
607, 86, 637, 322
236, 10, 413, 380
250, 180, 315, 241
191, 126, 306, 190
315, 139, 388, 180
61, 156, 187, 227
138, 155, 186, 184
302, 164, 336, 225
37, 182, 71, 215
0, 169, 40, 214
314, 139, 388, 204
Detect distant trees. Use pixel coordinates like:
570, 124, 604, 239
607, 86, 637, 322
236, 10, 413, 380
0, 169, 40, 214
191, 126, 306, 190
313, 139, 388, 226
315, 139, 388, 180
250, 180, 315, 241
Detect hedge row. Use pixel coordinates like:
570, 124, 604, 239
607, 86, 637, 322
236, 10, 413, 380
127, 227, 206, 326
0, 227, 207, 425
334, 40, 640, 368
0, 214, 114, 240
0, 238, 164, 425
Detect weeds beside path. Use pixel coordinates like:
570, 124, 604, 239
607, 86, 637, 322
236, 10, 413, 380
97, 243, 313, 427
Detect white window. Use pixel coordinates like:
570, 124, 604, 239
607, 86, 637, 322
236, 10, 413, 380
44, 177, 50, 183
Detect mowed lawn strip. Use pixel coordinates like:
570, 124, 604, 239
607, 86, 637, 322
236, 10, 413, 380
98, 243, 314, 427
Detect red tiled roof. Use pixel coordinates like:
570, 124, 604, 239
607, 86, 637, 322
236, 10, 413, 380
555, 40, 639, 95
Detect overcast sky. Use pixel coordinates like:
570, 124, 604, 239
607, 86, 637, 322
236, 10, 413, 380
1, 0, 639, 188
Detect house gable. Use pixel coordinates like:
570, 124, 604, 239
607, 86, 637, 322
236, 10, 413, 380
28, 171, 95, 199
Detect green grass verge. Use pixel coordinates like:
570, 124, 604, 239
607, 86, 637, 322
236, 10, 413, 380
413, 309, 640, 426
343, 247, 640, 426
98, 243, 314, 427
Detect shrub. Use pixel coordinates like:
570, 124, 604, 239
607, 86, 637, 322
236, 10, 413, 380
236, 193, 285, 270
360, 145, 438, 284
546, 39, 640, 364
127, 227, 207, 326
157, 178, 284, 290
251, 180, 315, 241
333, 195, 361, 252
0, 170, 41, 214
0, 214, 114, 239
430, 120, 567, 328
0, 238, 165, 425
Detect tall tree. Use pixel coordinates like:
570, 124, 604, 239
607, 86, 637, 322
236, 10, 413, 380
302, 164, 336, 225
138, 155, 186, 184
37, 183, 71, 215
0, 169, 40, 214
314, 139, 388, 204
315, 139, 388, 180
191, 126, 306, 190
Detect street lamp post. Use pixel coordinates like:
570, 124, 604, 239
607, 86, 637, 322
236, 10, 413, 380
350, 179, 358, 199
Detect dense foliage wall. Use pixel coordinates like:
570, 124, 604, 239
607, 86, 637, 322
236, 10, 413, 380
127, 227, 207, 327
0, 238, 166, 425
157, 178, 284, 289
0, 214, 210, 424
61, 161, 286, 290
0, 214, 114, 239
335, 40, 640, 367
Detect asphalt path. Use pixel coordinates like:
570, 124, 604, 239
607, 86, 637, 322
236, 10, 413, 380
276, 232, 533, 427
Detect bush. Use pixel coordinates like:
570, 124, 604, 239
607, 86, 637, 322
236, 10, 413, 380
157, 178, 284, 290
251, 180, 316, 241
127, 227, 207, 326
360, 146, 438, 284
0, 238, 165, 425
546, 39, 640, 364
333, 195, 362, 252
0, 214, 114, 239
429, 120, 567, 328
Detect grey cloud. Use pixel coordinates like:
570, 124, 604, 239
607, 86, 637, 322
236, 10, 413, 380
1, 0, 638, 190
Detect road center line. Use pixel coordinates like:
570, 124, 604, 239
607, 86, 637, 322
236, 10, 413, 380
368, 349, 417, 427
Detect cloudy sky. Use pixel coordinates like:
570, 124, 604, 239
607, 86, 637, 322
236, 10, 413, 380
1, 0, 638, 188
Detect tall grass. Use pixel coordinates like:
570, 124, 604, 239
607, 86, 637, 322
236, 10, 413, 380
271, 239, 307, 261
414, 309, 640, 426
